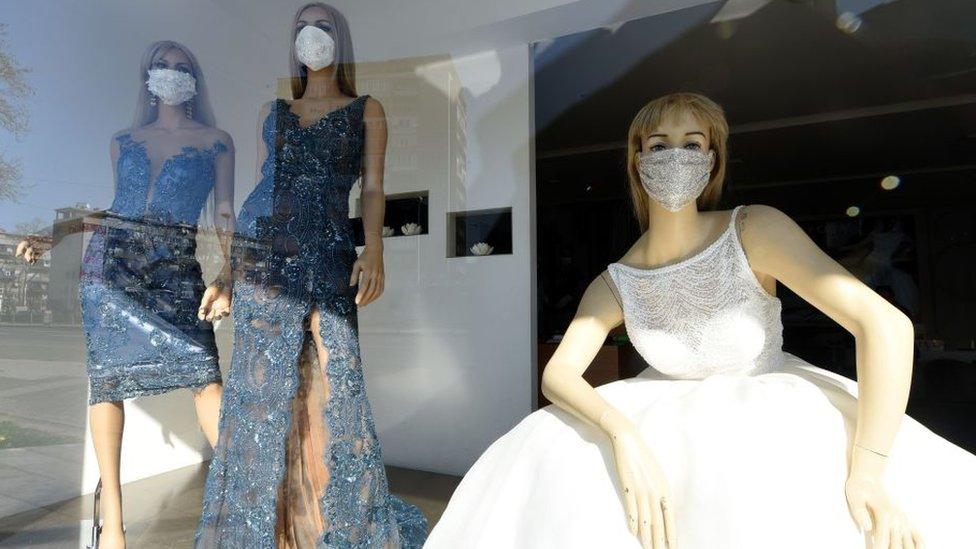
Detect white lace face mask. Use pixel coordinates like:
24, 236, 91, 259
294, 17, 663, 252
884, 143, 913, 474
637, 147, 715, 212
146, 68, 197, 105
295, 25, 336, 71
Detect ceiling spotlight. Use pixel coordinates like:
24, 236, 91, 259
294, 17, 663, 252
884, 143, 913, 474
836, 11, 862, 33
846, 206, 861, 217
880, 175, 901, 190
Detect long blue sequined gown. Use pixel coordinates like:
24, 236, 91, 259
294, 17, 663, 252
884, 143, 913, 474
80, 132, 226, 404
196, 95, 428, 548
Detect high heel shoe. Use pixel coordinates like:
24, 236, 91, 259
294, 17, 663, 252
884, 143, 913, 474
86, 478, 102, 549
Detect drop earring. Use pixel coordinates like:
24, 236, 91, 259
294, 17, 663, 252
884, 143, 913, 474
149, 93, 158, 107
185, 99, 193, 119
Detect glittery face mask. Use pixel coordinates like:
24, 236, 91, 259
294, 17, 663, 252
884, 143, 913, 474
295, 25, 336, 71
637, 147, 715, 211
146, 68, 197, 105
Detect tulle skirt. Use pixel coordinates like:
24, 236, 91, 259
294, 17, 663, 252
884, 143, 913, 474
426, 352, 976, 548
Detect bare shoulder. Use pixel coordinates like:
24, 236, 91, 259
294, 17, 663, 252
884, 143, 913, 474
209, 127, 235, 151
615, 230, 650, 265
739, 203, 794, 228
259, 98, 278, 117
363, 96, 386, 118
109, 128, 132, 158
578, 270, 624, 321
111, 127, 131, 141
739, 204, 804, 244
737, 203, 816, 270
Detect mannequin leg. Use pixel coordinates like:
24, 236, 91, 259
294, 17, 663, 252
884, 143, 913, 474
89, 401, 126, 549
276, 307, 333, 548
193, 382, 223, 448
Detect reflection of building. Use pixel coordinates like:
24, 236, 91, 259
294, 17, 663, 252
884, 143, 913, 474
48, 202, 97, 324
0, 229, 50, 323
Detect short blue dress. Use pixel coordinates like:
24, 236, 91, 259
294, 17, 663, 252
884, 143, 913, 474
80, 132, 227, 404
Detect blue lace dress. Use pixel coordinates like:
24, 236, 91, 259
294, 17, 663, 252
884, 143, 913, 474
80, 133, 227, 404
196, 95, 428, 548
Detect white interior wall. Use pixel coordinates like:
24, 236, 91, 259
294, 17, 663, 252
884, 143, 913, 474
353, 48, 535, 475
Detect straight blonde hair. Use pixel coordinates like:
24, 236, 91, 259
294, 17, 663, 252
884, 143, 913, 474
626, 92, 729, 231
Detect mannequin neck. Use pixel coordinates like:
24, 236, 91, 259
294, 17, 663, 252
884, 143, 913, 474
152, 102, 194, 130
301, 66, 343, 99
640, 203, 714, 263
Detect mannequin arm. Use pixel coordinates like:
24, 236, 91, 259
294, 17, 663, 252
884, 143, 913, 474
541, 275, 677, 547
211, 130, 236, 287
360, 97, 387, 251
741, 204, 914, 479
349, 97, 388, 307
540, 273, 630, 435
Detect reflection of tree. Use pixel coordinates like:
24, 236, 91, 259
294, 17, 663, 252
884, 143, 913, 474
0, 23, 33, 202
14, 217, 46, 235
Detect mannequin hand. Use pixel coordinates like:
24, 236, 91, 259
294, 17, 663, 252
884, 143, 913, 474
15, 240, 40, 265
845, 474, 924, 549
350, 245, 384, 307
609, 423, 677, 549
198, 283, 231, 323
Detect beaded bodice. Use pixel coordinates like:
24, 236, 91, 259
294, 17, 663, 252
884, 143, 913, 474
110, 133, 226, 225
236, 95, 368, 251
607, 205, 784, 379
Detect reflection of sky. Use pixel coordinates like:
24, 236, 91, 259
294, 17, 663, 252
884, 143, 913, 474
0, 2, 284, 231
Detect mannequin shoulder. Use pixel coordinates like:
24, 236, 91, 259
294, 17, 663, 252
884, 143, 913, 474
259, 98, 281, 119
208, 127, 234, 147
737, 204, 802, 243
737, 203, 818, 269
612, 230, 651, 266
577, 270, 625, 319
110, 128, 136, 159
363, 96, 386, 118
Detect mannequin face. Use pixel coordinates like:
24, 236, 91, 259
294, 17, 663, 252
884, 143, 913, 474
640, 111, 711, 158
150, 48, 193, 77
635, 111, 716, 211
295, 5, 336, 41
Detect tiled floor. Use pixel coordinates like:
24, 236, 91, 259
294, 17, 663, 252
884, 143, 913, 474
0, 462, 460, 548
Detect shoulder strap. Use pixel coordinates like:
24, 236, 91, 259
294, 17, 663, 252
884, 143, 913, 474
731, 204, 748, 242
600, 270, 623, 309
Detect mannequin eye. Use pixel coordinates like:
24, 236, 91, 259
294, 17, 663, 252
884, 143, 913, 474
683, 142, 702, 150
648, 143, 668, 152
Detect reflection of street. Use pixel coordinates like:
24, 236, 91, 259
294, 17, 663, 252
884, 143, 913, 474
0, 325, 87, 518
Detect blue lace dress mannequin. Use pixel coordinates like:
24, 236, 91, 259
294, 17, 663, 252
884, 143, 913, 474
80, 132, 229, 404
196, 96, 427, 548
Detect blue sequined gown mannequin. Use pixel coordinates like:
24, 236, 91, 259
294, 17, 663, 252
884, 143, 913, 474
80, 132, 227, 404
196, 95, 428, 548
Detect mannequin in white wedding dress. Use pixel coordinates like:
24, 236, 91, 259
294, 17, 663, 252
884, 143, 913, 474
425, 92, 976, 549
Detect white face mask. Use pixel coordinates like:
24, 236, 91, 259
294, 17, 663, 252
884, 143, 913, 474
637, 147, 715, 212
146, 68, 197, 105
295, 25, 336, 71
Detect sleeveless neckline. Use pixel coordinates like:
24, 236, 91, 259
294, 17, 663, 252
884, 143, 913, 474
278, 95, 368, 130
611, 205, 743, 276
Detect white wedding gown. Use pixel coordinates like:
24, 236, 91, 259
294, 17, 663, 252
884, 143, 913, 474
426, 205, 976, 549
